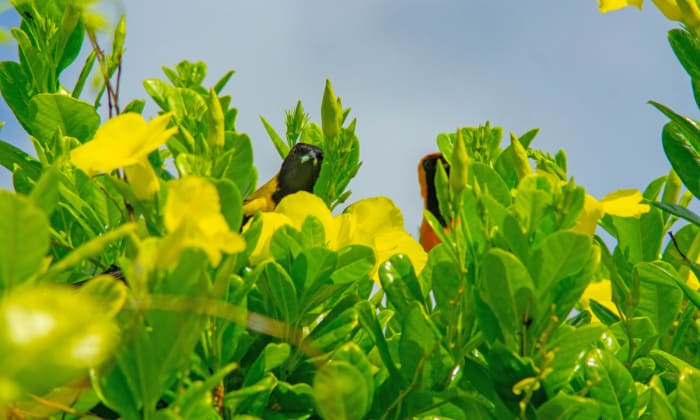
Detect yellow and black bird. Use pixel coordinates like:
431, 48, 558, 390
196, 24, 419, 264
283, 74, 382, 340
418, 152, 450, 252
243, 142, 324, 220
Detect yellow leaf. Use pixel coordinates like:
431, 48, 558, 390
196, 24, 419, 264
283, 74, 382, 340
652, 0, 683, 20
159, 177, 245, 267
678, 0, 700, 27
70, 113, 176, 200
600, 189, 650, 217
275, 191, 336, 237
70, 113, 175, 174
572, 194, 605, 236
372, 229, 428, 280
343, 196, 404, 243
598, 0, 644, 13
123, 158, 160, 200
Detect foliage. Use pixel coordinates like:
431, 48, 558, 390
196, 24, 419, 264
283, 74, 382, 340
0, 1, 699, 419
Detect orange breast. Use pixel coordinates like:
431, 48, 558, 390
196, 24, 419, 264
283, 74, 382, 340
419, 218, 442, 252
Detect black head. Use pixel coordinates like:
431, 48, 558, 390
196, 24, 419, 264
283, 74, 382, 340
421, 153, 449, 227
273, 143, 324, 204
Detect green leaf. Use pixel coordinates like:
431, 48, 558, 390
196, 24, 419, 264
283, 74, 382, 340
501, 214, 529, 262
306, 303, 359, 352
661, 122, 700, 199
92, 359, 140, 419
275, 381, 315, 414
609, 207, 664, 264
652, 201, 700, 226
56, 7, 84, 75
469, 162, 511, 206
77, 275, 128, 318
95, 253, 209, 417
432, 261, 461, 328
172, 60, 207, 88
0, 285, 119, 397
641, 375, 674, 419
169, 87, 208, 127
650, 101, 700, 148
548, 242, 599, 325
460, 187, 488, 254
258, 260, 299, 322
212, 132, 257, 196
528, 231, 591, 291
213, 178, 243, 231
0, 139, 41, 179
584, 348, 637, 420
300, 122, 324, 147
519, 128, 540, 148
356, 301, 403, 381
292, 247, 338, 308
314, 361, 369, 420
632, 262, 683, 336
300, 215, 326, 249
669, 29, 700, 84
399, 303, 452, 388
459, 358, 512, 418
675, 368, 700, 420
512, 175, 554, 234
436, 133, 454, 163
610, 317, 657, 360
39, 224, 136, 283
172, 362, 237, 418
536, 393, 601, 420
541, 324, 606, 394
55, 177, 104, 236
122, 99, 146, 114
29, 164, 60, 217
485, 344, 537, 410
589, 299, 621, 325
330, 245, 374, 284
477, 249, 535, 349
27, 93, 100, 144
0, 191, 49, 292
260, 115, 289, 158
0, 61, 31, 130
72, 50, 96, 98
213, 69, 235, 94
379, 254, 425, 316
330, 342, 374, 409
631, 357, 656, 383
243, 343, 291, 386
692, 78, 700, 112
143, 78, 173, 111
224, 372, 277, 415
649, 349, 694, 391
269, 225, 304, 270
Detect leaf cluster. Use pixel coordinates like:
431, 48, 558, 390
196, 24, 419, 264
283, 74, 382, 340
1, 2, 700, 420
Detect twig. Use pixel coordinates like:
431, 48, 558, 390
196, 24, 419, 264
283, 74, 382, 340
669, 231, 689, 262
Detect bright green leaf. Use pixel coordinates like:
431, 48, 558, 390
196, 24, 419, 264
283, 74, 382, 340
0, 191, 49, 292
314, 361, 369, 420
675, 368, 700, 420
27, 93, 100, 144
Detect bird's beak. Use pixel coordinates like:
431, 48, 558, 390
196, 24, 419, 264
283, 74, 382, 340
299, 153, 320, 164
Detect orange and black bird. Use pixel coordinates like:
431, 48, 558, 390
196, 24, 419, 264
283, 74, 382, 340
242, 142, 324, 221
418, 153, 450, 252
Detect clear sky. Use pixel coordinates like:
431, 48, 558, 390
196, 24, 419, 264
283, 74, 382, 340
0, 1, 696, 236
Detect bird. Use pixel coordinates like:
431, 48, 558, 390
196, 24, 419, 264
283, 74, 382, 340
242, 142, 324, 220
418, 152, 450, 251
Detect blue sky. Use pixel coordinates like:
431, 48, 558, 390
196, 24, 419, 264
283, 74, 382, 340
0, 1, 696, 236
